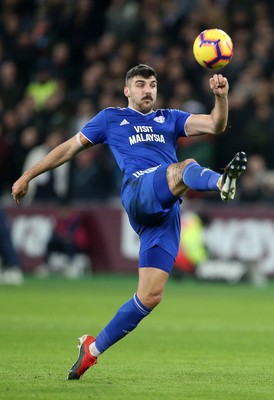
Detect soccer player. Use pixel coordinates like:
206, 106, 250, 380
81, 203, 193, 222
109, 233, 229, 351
12, 64, 247, 380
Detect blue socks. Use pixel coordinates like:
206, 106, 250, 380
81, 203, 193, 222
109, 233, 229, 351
95, 293, 151, 353
182, 162, 221, 191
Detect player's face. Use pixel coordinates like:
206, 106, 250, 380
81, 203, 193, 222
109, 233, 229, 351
124, 76, 157, 114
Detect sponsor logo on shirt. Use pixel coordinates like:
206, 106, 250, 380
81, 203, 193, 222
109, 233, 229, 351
129, 133, 165, 145
133, 126, 153, 133
132, 165, 161, 178
129, 126, 165, 145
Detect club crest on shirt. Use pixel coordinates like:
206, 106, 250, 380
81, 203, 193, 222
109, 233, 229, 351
153, 116, 165, 123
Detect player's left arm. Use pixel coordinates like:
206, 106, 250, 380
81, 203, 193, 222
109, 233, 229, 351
185, 74, 229, 136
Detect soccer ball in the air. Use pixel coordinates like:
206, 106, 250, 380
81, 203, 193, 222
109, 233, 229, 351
193, 28, 233, 70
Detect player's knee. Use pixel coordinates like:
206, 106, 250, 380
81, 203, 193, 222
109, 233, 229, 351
166, 158, 197, 196
141, 290, 164, 309
178, 158, 196, 172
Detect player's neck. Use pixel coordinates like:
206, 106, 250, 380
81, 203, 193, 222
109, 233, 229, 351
127, 106, 154, 116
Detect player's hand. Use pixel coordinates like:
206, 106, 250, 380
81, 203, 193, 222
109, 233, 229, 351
209, 74, 229, 97
11, 177, 29, 204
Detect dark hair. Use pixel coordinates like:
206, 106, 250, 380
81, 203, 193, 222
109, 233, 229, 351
125, 64, 157, 85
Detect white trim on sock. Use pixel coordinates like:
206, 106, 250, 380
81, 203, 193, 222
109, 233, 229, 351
89, 341, 101, 357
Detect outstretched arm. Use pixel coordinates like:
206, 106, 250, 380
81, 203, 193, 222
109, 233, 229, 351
185, 74, 229, 136
12, 132, 92, 204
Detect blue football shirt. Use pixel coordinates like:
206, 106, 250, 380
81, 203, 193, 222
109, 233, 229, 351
81, 107, 191, 180
81, 106, 192, 266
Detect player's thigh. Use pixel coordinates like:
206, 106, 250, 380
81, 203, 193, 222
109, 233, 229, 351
123, 171, 167, 227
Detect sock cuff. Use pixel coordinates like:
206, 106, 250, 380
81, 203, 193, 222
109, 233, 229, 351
133, 293, 151, 315
182, 161, 198, 185
182, 162, 220, 192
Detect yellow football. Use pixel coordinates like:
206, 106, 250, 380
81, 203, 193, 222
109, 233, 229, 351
193, 28, 233, 69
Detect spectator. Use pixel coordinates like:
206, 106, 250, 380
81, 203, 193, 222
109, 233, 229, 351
14, 32, 36, 86
10, 125, 39, 183
22, 128, 71, 204
50, 41, 75, 86
70, 145, 119, 203
0, 109, 20, 194
0, 207, 23, 285
26, 59, 58, 111
44, 207, 91, 278
105, 0, 140, 43
0, 60, 24, 109
237, 154, 269, 203
35, 89, 71, 140
15, 95, 37, 130
62, 0, 106, 62
68, 98, 96, 135
67, 63, 106, 108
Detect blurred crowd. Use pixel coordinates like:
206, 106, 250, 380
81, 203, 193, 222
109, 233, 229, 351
1, 0, 274, 205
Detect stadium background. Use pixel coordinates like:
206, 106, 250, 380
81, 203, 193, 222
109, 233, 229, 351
1, 4, 274, 398
0, 0, 274, 280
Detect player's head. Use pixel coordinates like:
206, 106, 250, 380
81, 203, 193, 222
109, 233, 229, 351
124, 64, 157, 114
125, 64, 157, 85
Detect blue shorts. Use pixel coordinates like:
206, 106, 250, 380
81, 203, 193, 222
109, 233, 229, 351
121, 165, 181, 273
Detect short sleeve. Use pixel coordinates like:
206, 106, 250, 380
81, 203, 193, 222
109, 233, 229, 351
80, 110, 107, 144
171, 109, 192, 138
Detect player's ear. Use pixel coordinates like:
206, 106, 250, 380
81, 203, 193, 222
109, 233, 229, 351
124, 87, 130, 97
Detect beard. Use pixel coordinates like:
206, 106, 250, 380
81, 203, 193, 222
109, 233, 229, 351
137, 96, 155, 113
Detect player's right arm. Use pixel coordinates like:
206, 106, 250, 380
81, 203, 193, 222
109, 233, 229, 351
12, 132, 93, 204
185, 74, 229, 136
